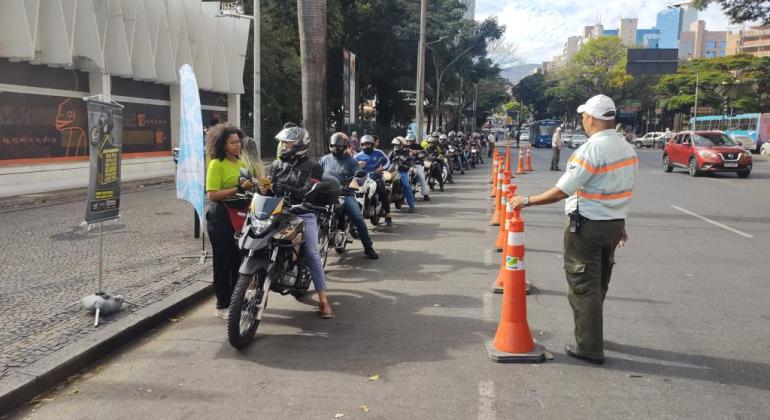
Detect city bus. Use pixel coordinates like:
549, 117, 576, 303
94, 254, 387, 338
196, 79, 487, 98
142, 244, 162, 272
528, 119, 562, 148
689, 113, 770, 152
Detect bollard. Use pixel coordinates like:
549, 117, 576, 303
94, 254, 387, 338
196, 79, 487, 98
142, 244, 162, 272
495, 178, 515, 252
486, 208, 545, 363
525, 144, 534, 171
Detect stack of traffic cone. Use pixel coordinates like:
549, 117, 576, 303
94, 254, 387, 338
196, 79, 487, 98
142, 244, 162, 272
525, 144, 534, 171
490, 154, 500, 196
494, 173, 514, 251
486, 208, 545, 363
515, 146, 526, 175
490, 167, 504, 225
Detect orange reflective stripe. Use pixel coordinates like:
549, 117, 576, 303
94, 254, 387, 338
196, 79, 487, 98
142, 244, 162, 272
568, 156, 638, 174
577, 191, 633, 200
568, 156, 598, 173
599, 157, 639, 173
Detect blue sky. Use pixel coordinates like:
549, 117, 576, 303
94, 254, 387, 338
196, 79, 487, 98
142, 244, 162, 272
474, 0, 743, 63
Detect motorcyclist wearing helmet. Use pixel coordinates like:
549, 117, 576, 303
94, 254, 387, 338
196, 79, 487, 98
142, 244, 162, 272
424, 134, 447, 190
319, 133, 380, 259
354, 135, 393, 225
263, 126, 334, 318
403, 133, 431, 201
387, 137, 416, 212
448, 131, 468, 170
470, 132, 484, 164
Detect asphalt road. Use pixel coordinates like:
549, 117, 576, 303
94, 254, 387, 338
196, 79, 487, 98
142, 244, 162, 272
9, 144, 770, 420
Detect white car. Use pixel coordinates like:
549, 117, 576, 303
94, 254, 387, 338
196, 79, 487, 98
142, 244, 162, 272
760, 142, 770, 156
520, 130, 530, 142
730, 134, 756, 152
565, 132, 587, 149
637, 132, 665, 148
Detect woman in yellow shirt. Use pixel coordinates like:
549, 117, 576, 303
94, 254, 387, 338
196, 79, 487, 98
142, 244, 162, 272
205, 124, 253, 319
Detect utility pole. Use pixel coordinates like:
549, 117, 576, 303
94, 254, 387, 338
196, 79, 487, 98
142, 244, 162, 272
693, 73, 699, 125
415, 0, 427, 141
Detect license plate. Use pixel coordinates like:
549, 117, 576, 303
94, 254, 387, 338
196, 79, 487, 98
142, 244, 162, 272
724, 163, 737, 168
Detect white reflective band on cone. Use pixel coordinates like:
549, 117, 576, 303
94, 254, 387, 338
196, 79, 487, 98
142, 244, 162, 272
509, 231, 524, 246
504, 255, 525, 271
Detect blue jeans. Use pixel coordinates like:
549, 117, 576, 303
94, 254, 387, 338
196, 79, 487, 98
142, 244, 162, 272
298, 213, 327, 292
342, 195, 373, 250
399, 171, 415, 208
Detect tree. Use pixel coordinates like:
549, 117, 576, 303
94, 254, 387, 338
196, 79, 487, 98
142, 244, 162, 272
692, 0, 770, 25
297, 0, 327, 157
514, 73, 551, 120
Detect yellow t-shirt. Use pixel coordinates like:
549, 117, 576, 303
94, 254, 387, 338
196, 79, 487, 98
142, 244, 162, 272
206, 158, 245, 191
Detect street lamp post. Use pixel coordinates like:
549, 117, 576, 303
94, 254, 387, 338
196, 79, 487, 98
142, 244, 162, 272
217, 2, 259, 149
415, 0, 427, 141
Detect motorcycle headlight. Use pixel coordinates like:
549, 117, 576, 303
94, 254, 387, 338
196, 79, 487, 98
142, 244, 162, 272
251, 219, 272, 234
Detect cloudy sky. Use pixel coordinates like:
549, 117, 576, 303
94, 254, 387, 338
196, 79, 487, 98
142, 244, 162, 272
475, 0, 743, 64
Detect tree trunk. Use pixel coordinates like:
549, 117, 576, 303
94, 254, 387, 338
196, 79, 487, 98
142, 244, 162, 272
297, 0, 327, 158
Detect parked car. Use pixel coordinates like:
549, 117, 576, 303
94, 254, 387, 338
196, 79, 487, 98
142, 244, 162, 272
729, 134, 757, 152
637, 132, 665, 148
662, 131, 752, 178
520, 129, 530, 142
564, 132, 587, 149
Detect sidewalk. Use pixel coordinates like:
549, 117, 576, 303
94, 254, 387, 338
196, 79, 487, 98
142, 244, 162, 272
0, 180, 213, 413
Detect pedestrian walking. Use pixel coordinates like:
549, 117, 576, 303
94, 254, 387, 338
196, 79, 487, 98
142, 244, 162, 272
205, 124, 251, 320
509, 94, 638, 365
551, 126, 563, 171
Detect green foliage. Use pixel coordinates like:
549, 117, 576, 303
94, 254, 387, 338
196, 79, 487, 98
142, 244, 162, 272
692, 0, 770, 25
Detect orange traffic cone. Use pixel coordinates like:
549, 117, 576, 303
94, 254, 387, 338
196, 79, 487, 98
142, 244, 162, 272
490, 152, 499, 184
494, 173, 514, 251
494, 196, 520, 292
486, 209, 545, 363
490, 167, 504, 225
525, 144, 534, 171
515, 146, 526, 175
505, 146, 515, 179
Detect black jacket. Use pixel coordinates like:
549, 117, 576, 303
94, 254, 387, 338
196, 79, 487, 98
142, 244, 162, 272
268, 156, 323, 205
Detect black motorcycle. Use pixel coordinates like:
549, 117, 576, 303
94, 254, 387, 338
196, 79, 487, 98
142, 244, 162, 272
226, 180, 340, 349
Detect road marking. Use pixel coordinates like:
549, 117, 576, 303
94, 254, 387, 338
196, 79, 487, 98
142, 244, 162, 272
671, 205, 754, 239
478, 381, 496, 420
704, 177, 731, 185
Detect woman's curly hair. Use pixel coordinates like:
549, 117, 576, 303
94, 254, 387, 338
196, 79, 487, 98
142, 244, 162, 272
206, 123, 245, 161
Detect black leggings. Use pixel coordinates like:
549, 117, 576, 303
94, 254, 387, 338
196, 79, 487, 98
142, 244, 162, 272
206, 203, 241, 309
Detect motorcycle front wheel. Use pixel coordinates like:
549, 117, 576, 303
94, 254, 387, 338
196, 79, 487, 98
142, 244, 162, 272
227, 270, 268, 349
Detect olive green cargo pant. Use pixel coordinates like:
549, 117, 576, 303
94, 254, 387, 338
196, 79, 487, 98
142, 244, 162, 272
563, 218, 625, 359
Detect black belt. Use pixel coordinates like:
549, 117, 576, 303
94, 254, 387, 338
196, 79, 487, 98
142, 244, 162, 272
578, 215, 624, 223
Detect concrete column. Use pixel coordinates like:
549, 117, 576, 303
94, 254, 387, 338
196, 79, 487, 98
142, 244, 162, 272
228, 93, 240, 127
88, 72, 111, 100
169, 85, 181, 148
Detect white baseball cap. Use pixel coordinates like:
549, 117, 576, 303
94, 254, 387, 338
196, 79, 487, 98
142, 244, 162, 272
577, 94, 617, 120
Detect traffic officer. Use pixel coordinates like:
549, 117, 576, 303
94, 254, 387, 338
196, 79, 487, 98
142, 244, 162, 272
509, 94, 638, 365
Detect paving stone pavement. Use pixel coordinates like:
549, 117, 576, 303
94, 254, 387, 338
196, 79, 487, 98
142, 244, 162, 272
0, 182, 212, 381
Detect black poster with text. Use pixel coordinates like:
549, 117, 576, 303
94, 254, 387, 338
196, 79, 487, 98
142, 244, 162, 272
85, 100, 123, 223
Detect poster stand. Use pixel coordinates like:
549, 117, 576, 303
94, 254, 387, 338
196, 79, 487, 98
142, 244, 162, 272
80, 95, 125, 326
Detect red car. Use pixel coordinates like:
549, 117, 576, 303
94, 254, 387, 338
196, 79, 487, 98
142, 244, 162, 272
663, 131, 752, 178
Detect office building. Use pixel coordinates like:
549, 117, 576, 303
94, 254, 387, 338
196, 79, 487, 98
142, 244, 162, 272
655, 2, 699, 49
0, 0, 249, 197
727, 25, 770, 57
563, 36, 582, 61
620, 18, 638, 46
679, 20, 727, 59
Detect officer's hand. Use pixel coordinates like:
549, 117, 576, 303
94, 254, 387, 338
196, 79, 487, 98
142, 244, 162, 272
509, 195, 527, 210
617, 228, 628, 248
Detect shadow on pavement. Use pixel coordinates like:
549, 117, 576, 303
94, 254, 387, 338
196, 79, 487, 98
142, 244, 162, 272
531, 287, 672, 305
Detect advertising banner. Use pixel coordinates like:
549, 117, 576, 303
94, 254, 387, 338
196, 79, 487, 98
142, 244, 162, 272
85, 99, 123, 223
176, 64, 206, 227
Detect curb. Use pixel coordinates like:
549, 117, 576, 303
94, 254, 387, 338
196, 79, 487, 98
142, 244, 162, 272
0, 279, 213, 415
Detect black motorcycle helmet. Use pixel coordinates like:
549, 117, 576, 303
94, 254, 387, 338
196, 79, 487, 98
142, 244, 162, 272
329, 132, 349, 157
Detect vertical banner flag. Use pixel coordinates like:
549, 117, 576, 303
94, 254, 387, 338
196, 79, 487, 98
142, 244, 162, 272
85, 99, 123, 223
343, 49, 351, 124
177, 64, 206, 226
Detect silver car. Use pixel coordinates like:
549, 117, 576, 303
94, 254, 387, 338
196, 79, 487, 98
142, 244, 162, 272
730, 134, 756, 152
565, 132, 587, 149
637, 132, 665, 148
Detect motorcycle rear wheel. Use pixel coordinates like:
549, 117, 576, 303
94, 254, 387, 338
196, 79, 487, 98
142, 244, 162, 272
228, 270, 267, 349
